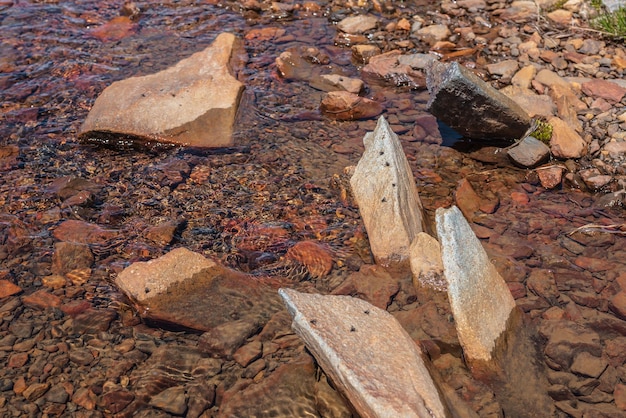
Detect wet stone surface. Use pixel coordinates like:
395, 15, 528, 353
0, 0, 626, 417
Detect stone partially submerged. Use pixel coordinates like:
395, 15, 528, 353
436, 206, 555, 416
426, 61, 531, 141
115, 248, 284, 334
279, 288, 451, 418
350, 116, 426, 266
79, 32, 246, 148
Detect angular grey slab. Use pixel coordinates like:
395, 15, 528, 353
279, 288, 450, 418
426, 61, 531, 141
435, 206, 555, 416
79, 33, 245, 148
507, 135, 550, 168
435, 206, 515, 363
350, 116, 425, 266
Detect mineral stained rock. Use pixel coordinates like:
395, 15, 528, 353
426, 61, 531, 141
279, 288, 451, 418
79, 32, 246, 148
350, 116, 425, 266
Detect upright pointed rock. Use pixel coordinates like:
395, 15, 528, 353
279, 288, 451, 418
350, 116, 425, 266
426, 61, 531, 141
436, 206, 554, 417
79, 33, 246, 148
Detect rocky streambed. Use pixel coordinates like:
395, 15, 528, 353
1, 0, 626, 417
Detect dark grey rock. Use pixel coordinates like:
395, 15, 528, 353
426, 61, 531, 141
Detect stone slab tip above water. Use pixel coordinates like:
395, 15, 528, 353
426, 61, 531, 141
78, 32, 246, 148
279, 288, 451, 418
350, 116, 425, 266
435, 205, 516, 363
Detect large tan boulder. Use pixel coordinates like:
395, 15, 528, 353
350, 116, 425, 266
79, 33, 246, 148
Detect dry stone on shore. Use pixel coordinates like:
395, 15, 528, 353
350, 116, 426, 266
279, 288, 452, 418
79, 32, 246, 148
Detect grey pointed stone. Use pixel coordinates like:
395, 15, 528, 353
426, 61, 531, 141
436, 205, 555, 417
350, 116, 425, 266
279, 288, 451, 418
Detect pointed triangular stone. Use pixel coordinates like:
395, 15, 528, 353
350, 116, 425, 266
279, 288, 451, 418
436, 206, 555, 417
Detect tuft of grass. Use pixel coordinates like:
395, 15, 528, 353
591, 5, 626, 38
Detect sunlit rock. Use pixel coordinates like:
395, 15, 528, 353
436, 205, 555, 416
279, 288, 452, 418
507, 136, 551, 168
361, 50, 426, 89
309, 74, 364, 94
536, 165, 565, 189
436, 205, 516, 364
548, 116, 587, 159
350, 116, 425, 266
115, 248, 284, 333
409, 232, 446, 292
79, 33, 246, 148
426, 61, 531, 141
337, 15, 378, 34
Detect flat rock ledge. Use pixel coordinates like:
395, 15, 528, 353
115, 248, 284, 334
79, 32, 246, 148
426, 61, 531, 141
279, 288, 451, 418
350, 116, 425, 266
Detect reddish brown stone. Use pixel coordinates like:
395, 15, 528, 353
61, 300, 92, 317
507, 282, 526, 299
574, 256, 615, 273
23, 382, 50, 401
52, 242, 94, 275
52, 220, 118, 245
285, 240, 333, 279
0, 279, 21, 298
72, 308, 117, 334
233, 340, 263, 368
89, 16, 137, 42
332, 264, 400, 310
22, 289, 61, 310
581, 79, 626, 103
320, 91, 383, 121
510, 191, 529, 205
99, 388, 135, 414
455, 178, 481, 220
609, 291, 626, 320
8, 352, 28, 368
536, 166, 564, 189
72, 387, 97, 410
615, 384, 626, 411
